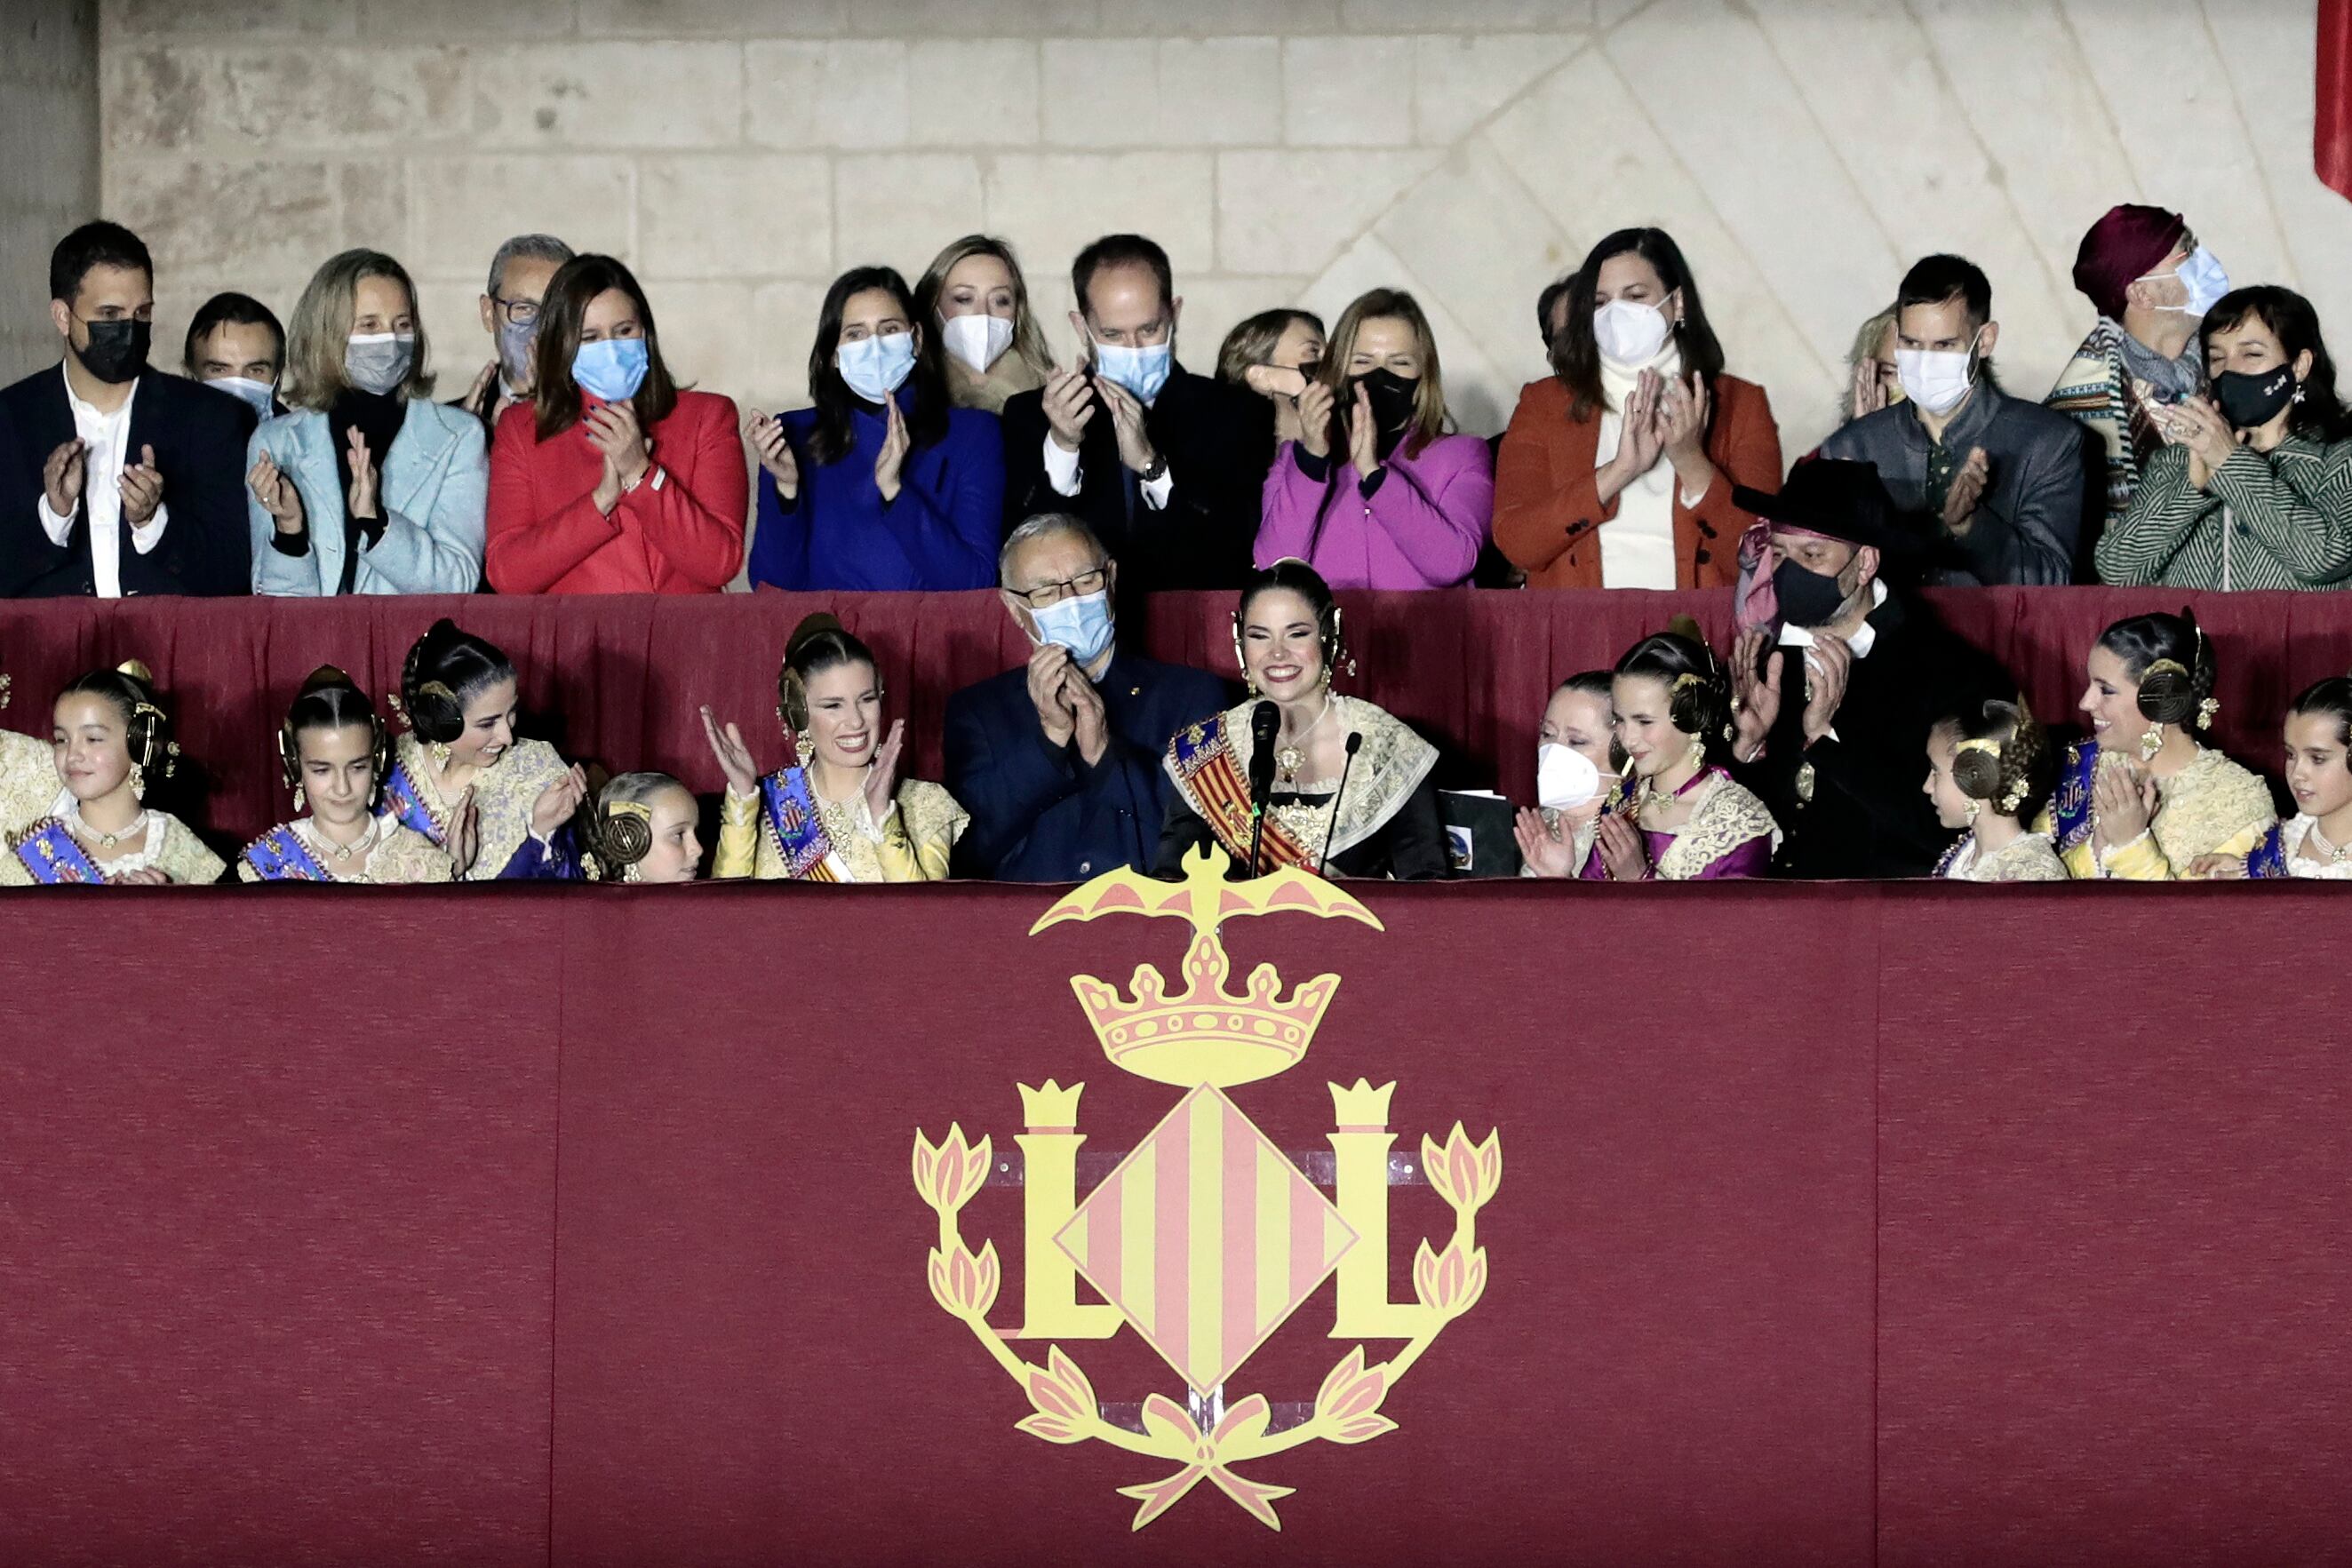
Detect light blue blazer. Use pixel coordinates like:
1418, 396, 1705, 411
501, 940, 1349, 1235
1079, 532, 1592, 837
247, 399, 487, 594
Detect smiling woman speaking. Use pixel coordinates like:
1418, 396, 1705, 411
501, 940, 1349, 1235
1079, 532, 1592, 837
1154, 558, 1446, 882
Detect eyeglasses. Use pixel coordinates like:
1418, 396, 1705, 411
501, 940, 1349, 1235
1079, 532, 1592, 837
1016, 568, 1109, 608
491, 297, 541, 328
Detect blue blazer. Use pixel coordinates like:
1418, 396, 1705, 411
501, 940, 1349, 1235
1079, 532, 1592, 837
945, 649, 1228, 881
745, 389, 1002, 591
247, 399, 487, 595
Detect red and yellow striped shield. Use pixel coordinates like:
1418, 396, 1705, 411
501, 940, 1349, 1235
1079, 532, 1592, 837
1054, 1085, 1357, 1396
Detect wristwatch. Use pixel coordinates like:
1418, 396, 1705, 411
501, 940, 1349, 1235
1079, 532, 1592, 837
1138, 451, 1168, 485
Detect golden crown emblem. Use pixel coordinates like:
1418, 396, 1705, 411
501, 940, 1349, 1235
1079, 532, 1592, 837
1029, 843, 1378, 1088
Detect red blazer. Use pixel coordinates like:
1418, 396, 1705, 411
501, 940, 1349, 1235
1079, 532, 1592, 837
1491, 372, 1782, 590
485, 388, 746, 594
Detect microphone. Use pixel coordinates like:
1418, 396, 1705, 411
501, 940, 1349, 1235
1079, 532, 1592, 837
1247, 700, 1280, 876
1317, 733, 1363, 877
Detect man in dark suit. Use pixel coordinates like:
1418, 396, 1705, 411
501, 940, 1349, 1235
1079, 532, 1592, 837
0, 221, 255, 598
946, 512, 1227, 881
1726, 459, 2013, 879
999, 234, 1272, 593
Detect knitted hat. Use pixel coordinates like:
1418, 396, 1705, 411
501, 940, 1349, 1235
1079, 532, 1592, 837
2071, 203, 2188, 321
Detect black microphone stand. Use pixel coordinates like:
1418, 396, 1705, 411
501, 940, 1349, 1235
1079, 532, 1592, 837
1247, 700, 1280, 877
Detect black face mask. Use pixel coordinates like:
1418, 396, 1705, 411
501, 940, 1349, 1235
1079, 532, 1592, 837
2211, 364, 2298, 431
1772, 554, 1851, 630
1351, 368, 1420, 458
73, 318, 150, 386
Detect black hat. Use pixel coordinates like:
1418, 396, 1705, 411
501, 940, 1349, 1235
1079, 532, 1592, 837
1733, 458, 1921, 557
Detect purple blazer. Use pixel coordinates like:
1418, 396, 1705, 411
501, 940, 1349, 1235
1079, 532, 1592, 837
1253, 434, 1492, 590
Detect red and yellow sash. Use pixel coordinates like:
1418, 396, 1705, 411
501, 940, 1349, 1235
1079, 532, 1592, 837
1167, 713, 1317, 872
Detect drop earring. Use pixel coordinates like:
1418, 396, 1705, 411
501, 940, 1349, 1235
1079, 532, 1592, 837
129, 762, 146, 801
428, 739, 451, 767
292, 783, 307, 815
1964, 799, 1981, 824
794, 733, 815, 768
2138, 722, 2165, 762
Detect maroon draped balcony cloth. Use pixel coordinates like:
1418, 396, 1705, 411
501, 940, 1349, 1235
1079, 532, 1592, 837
2, 883, 2349, 1564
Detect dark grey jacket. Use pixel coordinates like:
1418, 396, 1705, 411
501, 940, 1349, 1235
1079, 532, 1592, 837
1818, 382, 2095, 585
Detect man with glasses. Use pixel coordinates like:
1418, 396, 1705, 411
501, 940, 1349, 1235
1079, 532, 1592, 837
945, 512, 1227, 880
454, 233, 574, 438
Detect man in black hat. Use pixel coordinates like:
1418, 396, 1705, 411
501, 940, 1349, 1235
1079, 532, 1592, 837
1726, 458, 2012, 878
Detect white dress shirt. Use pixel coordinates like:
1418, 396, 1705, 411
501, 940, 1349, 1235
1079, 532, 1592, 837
35, 363, 170, 598
1041, 386, 1175, 511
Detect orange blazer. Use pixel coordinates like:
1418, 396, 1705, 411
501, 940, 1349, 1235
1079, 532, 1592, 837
1491, 372, 1782, 590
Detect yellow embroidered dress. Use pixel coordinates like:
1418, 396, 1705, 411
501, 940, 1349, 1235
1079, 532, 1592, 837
2037, 741, 2276, 880
1, 726, 50, 841
715, 768, 968, 882
378, 733, 568, 878
237, 816, 454, 884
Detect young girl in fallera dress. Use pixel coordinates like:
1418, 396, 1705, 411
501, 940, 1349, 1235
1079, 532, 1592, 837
3, 663, 223, 887
578, 771, 705, 885
239, 667, 452, 883
1923, 696, 2067, 881
1579, 629, 1777, 881
2208, 676, 2352, 880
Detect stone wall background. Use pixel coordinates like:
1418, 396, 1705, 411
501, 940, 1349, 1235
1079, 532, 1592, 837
3, 0, 99, 380
73, 0, 2352, 459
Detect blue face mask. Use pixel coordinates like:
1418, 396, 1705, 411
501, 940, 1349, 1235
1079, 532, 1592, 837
838, 331, 917, 404
1092, 338, 1173, 403
2144, 245, 2230, 318
572, 337, 650, 402
207, 375, 276, 418
1030, 588, 1115, 666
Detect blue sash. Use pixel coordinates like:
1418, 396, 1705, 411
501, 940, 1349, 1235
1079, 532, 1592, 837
12, 818, 105, 884
379, 758, 444, 845
1932, 836, 1969, 880
2245, 822, 2291, 880
243, 825, 332, 882
759, 768, 838, 881
2049, 742, 2099, 853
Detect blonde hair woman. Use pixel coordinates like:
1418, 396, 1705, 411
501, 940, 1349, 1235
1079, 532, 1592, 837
1218, 306, 1326, 448
913, 235, 1053, 414
1842, 302, 1903, 426
1252, 288, 1492, 589
243, 247, 486, 595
